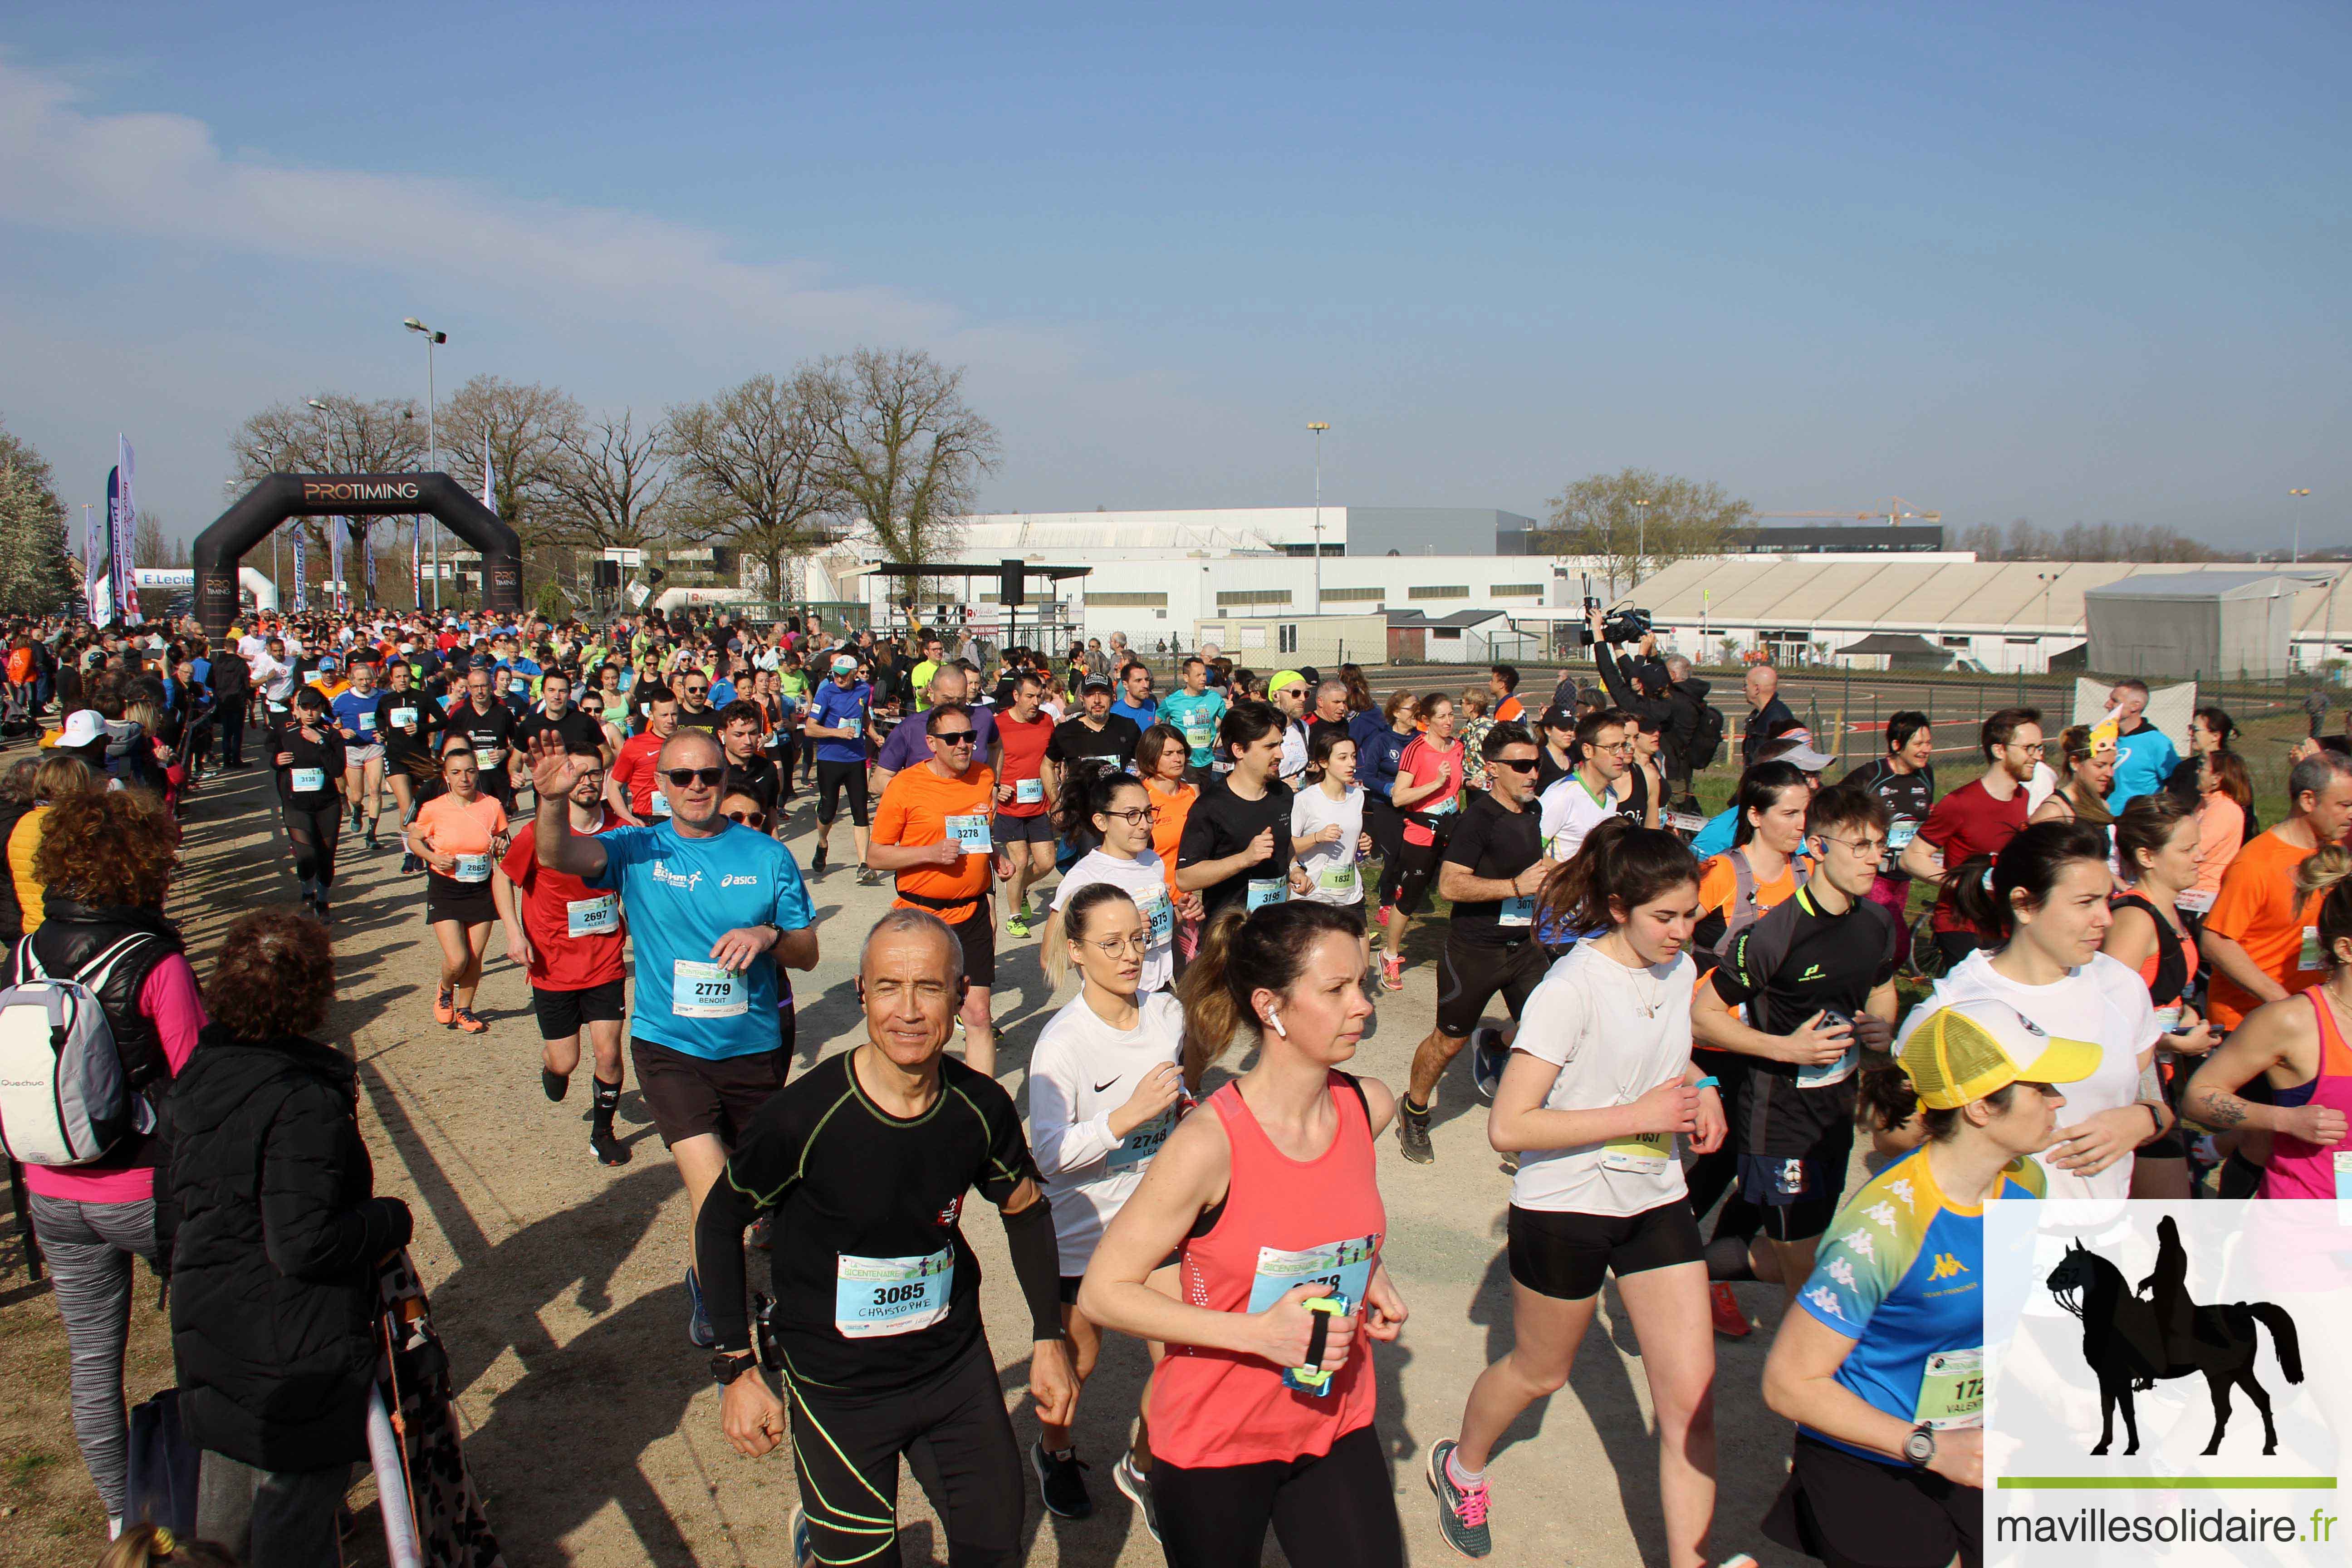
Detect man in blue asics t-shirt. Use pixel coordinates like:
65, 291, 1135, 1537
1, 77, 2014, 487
527, 725, 818, 1348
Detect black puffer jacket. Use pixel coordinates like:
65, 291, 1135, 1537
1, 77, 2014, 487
158, 1022, 412, 1470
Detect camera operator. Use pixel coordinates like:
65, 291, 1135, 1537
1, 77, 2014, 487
1586, 606, 1709, 812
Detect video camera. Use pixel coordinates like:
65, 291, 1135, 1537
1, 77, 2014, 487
1568, 574, 1653, 648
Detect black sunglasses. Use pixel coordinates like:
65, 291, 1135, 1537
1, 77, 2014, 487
1492, 756, 1540, 773
725, 808, 767, 828
662, 767, 725, 788
932, 730, 978, 745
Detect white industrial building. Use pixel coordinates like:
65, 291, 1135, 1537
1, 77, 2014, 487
802, 506, 2351, 676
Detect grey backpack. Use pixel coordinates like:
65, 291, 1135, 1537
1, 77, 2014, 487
0, 934, 165, 1166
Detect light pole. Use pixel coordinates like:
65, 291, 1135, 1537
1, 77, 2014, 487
1307, 422, 1330, 616
250, 446, 282, 602
2290, 489, 2311, 566
405, 318, 448, 610
1633, 496, 1653, 589
2037, 571, 2058, 674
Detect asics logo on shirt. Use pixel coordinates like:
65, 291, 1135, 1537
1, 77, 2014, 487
650, 860, 703, 891
1929, 1253, 1970, 1281
720, 873, 761, 888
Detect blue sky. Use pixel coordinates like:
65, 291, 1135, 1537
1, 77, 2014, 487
2, 3, 2345, 552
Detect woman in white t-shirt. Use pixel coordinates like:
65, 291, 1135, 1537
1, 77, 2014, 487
1047, 771, 1178, 992
1026, 881, 1188, 1515
1291, 730, 1371, 909
1902, 818, 2168, 1200
1428, 815, 1734, 1566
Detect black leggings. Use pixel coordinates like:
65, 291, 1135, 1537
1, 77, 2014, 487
282, 802, 343, 893
1365, 795, 1406, 906
815, 759, 870, 827
1393, 833, 1449, 918
783, 1338, 1021, 1568
1153, 1425, 1403, 1568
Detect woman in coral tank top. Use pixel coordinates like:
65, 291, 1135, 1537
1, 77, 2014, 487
1079, 901, 1407, 1568
2185, 846, 2352, 1199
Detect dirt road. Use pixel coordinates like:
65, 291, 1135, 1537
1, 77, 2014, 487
4, 762, 1820, 1567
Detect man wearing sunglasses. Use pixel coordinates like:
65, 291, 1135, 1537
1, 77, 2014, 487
1397, 722, 1554, 1165
674, 666, 723, 732
868, 704, 1012, 1076
1268, 670, 1313, 784
872, 664, 995, 797
529, 725, 818, 1348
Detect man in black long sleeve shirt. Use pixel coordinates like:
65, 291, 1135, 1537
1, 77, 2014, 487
1741, 664, 1799, 766
1591, 612, 1708, 804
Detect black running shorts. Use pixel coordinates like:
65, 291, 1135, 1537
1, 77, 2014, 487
991, 810, 1057, 844
531, 977, 627, 1041
630, 1036, 791, 1148
949, 909, 996, 987
1736, 1120, 1855, 1243
1764, 1433, 1980, 1568
1435, 936, 1549, 1040
1507, 1199, 1705, 1301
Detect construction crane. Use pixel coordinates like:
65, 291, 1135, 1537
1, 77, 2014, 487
1753, 497, 1943, 527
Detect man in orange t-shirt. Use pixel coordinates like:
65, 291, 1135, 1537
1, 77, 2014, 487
870, 703, 1009, 1073
2203, 752, 2352, 1029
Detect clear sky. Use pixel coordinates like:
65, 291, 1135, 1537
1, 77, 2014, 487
2, 3, 2344, 553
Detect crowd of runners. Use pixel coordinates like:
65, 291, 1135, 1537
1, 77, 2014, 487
13, 595, 2352, 1568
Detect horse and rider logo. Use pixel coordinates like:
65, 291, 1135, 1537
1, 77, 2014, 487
2044, 1216, 2304, 1457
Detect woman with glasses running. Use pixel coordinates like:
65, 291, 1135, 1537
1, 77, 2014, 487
1025, 882, 1190, 1527
1047, 770, 1180, 995
405, 741, 509, 1034
1136, 723, 1205, 962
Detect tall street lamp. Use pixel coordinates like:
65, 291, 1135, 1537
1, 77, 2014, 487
1307, 422, 1330, 616
2290, 489, 2311, 566
405, 318, 449, 609
1633, 496, 1653, 590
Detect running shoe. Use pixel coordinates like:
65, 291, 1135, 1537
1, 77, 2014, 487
1380, 955, 1405, 992
590, 1126, 631, 1166
400, 851, 421, 874
685, 1266, 716, 1348
1112, 1452, 1159, 1544
1004, 906, 1033, 939
543, 1068, 569, 1102
364, 835, 379, 854
455, 1008, 489, 1034
1031, 1441, 1094, 1519
1710, 1281, 1751, 1338
809, 846, 828, 876
1426, 1439, 1492, 1558
1469, 1026, 1507, 1104
434, 988, 456, 1026
1396, 1099, 1435, 1165
787, 1504, 812, 1568
855, 866, 881, 887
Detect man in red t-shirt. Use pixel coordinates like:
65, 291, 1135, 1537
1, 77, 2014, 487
989, 671, 1058, 936
496, 747, 632, 1165
1899, 706, 2043, 972
607, 687, 680, 823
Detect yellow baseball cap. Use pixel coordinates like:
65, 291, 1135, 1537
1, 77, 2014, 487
1270, 669, 1308, 695
1896, 998, 2100, 1110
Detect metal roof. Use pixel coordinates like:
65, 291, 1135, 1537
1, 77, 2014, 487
2083, 571, 2313, 600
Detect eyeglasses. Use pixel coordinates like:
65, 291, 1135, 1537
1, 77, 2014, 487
1082, 933, 1151, 957
2011, 741, 2046, 755
1491, 756, 1539, 773
1817, 833, 1888, 858
932, 730, 978, 746
725, 808, 767, 828
1102, 805, 1161, 825
662, 767, 725, 788
1595, 740, 1636, 754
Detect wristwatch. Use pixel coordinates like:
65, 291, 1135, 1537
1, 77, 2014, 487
1903, 1425, 1937, 1469
709, 1351, 757, 1387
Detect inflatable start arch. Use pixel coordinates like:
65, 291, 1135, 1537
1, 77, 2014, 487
191, 473, 521, 639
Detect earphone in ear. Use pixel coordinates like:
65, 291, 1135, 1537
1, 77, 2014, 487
1265, 1009, 1287, 1039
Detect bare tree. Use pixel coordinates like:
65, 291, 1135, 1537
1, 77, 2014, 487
438, 374, 583, 548
133, 510, 170, 568
667, 370, 843, 603
541, 411, 688, 559
812, 348, 999, 568
1529, 468, 1755, 596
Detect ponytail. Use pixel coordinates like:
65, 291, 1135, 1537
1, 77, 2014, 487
2294, 844, 2352, 970
101, 1525, 239, 1568
1536, 816, 1698, 935
1044, 882, 1140, 990
1054, 769, 1144, 848
1175, 901, 1365, 1087
2114, 792, 2195, 880
1946, 818, 2111, 941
